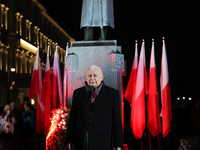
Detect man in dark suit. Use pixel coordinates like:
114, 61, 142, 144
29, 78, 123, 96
65, 65, 123, 150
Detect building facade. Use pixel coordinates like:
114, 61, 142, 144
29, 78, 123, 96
0, 0, 75, 107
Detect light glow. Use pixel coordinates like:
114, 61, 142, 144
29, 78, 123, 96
183, 97, 185, 100
11, 68, 15, 72
188, 97, 192, 100
20, 38, 37, 54
31, 99, 35, 105
177, 97, 180, 100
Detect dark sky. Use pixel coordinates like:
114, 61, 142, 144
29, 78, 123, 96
38, 0, 200, 102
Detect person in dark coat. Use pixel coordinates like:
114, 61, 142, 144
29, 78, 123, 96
65, 65, 123, 150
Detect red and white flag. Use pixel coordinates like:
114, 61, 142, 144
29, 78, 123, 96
63, 43, 68, 108
52, 44, 63, 108
160, 38, 172, 137
41, 43, 52, 135
124, 40, 138, 128
147, 39, 161, 137
9, 81, 15, 90
29, 44, 45, 134
131, 40, 147, 139
124, 40, 138, 104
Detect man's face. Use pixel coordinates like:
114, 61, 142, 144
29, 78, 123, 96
85, 68, 104, 88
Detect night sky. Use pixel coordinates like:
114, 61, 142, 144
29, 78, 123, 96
38, 0, 200, 102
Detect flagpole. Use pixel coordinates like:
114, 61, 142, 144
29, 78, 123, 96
155, 93, 160, 149
35, 94, 38, 150
146, 93, 151, 150
34, 43, 40, 150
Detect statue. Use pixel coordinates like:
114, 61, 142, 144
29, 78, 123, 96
81, 0, 114, 40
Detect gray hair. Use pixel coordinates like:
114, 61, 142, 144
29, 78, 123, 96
10, 102, 15, 106
88, 65, 103, 74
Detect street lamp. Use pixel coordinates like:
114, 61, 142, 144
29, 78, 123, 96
11, 67, 15, 72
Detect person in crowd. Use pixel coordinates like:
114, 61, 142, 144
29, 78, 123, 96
18, 96, 30, 139
10, 102, 20, 139
0, 104, 16, 140
21, 103, 36, 139
18, 96, 29, 114
0, 106, 3, 114
177, 102, 191, 136
65, 65, 123, 150
81, 0, 114, 40
190, 100, 200, 135
10, 102, 19, 122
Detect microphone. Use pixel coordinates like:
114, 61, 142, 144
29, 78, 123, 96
88, 86, 95, 101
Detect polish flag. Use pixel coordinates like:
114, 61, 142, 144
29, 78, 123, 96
41, 43, 52, 135
131, 40, 146, 139
52, 44, 63, 108
124, 40, 138, 104
160, 38, 172, 137
124, 40, 138, 128
63, 43, 68, 108
29, 44, 45, 134
147, 39, 161, 137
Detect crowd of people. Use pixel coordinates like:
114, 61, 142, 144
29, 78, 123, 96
0, 94, 200, 149
0, 96, 36, 149
171, 99, 200, 137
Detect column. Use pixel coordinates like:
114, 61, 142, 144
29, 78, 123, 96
29, 21, 32, 41
24, 54, 28, 74
0, 48, 3, 70
39, 32, 43, 48
19, 51, 24, 74
25, 20, 29, 40
15, 50, 20, 74
4, 6, 9, 30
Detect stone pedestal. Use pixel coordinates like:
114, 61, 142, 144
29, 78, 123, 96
65, 40, 124, 108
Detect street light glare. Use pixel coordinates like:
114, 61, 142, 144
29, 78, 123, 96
11, 68, 15, 72
31, 99, 35, 105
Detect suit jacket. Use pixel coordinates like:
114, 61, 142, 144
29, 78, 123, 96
66, 84, 123, 150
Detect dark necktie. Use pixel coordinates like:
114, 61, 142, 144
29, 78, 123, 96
91, 92, 97, 103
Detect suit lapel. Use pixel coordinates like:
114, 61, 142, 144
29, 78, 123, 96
82, 87, 88, 102
91, 84, 108, 111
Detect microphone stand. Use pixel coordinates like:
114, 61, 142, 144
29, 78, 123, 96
84, 86, 94, 150
86, 98, 92, 150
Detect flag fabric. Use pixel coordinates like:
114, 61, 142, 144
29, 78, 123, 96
160, 38, 172, 137
41, 44, 52, 135
131, 40, 147, 139
52, 44, 63, 108
29, 45, 45, 134
124, 41, 138, 128
124, 40, 138, 104
147, 40, 161, 137
63, 43, 68, 108
9, 81, 15, 90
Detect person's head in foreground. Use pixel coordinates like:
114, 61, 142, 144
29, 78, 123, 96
85, 65, 104, 88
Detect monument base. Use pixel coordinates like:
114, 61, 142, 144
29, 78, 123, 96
65, 40, 124, 108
